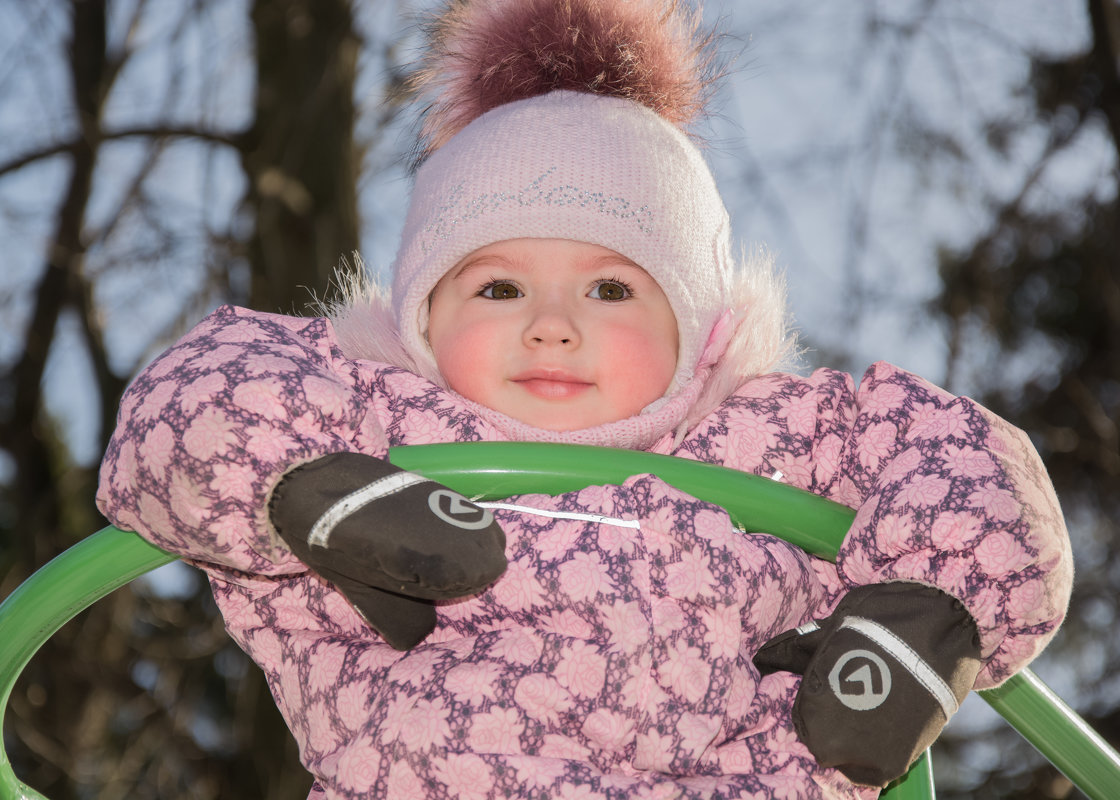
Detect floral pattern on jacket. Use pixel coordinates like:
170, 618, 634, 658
97, 305, 1073, 799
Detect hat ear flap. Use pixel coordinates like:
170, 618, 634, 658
682, 248, 802, 431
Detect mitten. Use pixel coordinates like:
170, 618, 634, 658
269, 452, 507, 650
753, 581, 981, 787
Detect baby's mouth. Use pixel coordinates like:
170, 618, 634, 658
511, 369, 593, 400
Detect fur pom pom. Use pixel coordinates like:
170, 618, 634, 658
410, 0, 720, 155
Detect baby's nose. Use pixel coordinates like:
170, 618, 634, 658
524, 307, 580, 347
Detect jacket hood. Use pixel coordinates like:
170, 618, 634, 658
323, 247, 799, 450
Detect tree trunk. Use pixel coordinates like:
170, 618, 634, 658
243, 0, 362, 314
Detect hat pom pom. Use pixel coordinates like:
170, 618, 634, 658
410, 0, 720, 155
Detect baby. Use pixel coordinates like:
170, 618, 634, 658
97, 1, 1073, 798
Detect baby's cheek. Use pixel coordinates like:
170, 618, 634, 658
433, 326, 495, 400
606, 326, 677, 403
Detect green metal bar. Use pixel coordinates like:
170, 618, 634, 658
980, 670, 1120, 799
882, 750, 935, 800
0, 526, 175, 800
3, 442, 1118, 799
388, 441, 855, 560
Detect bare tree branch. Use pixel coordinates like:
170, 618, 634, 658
0, 125, 245, 180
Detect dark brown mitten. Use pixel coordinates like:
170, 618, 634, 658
754, 582, 981, 787
270, 452, 507, 649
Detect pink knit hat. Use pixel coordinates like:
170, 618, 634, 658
329, 1, 796, 447
393, 89, 733, 392
390, 0, 732, 392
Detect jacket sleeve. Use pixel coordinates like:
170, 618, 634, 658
696, 362, 1073, 689
96, 304, 392, 575
825, 361, 1072, 688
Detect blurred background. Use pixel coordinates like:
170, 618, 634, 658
0, 1, 1117, 797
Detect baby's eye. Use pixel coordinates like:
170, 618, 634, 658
479, 281, 522, 300
590, 280, 632, 302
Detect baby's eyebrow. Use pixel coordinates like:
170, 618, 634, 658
589, 255, 648, 275
449, 257, 513, 279
449, 251, 646, 278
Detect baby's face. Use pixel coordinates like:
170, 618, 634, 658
427, 238, 678, 431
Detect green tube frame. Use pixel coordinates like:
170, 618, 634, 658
1, 443, 1117, 799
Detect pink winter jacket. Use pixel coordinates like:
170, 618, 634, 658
97, 305, 1072, 800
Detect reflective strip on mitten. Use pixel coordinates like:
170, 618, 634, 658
269, 452, 508, 649
753, 582, 982, 788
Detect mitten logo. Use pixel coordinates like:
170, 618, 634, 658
428, 490, 495, 530
828, 649, 892, 711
